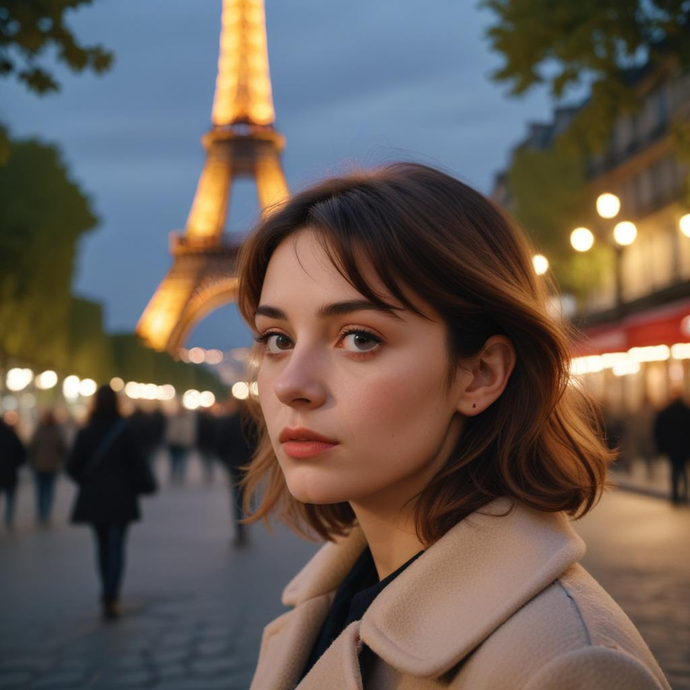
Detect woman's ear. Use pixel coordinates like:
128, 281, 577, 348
455, 336, 516, 416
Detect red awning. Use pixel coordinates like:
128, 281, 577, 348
571, 297, 690, 357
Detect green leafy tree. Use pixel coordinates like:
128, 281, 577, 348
0, 136, 98, 371
482, 0, 690, 150
506, 140, 613, 300
68, 297, 115, 381
0, 1, 114, 164
0, 0, 114, 95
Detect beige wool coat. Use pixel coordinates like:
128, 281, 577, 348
249, 497, 671, 690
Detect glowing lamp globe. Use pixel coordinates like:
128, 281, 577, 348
613, 221, 637, 246
596, 193, 621, 219
570, 227, 594, 252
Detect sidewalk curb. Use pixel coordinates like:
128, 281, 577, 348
609, 472, 670, 501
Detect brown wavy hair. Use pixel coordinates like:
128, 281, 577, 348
235, 162, 615, 544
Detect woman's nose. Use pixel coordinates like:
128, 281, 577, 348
273, 350, 327, 408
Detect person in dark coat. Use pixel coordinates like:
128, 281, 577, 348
653, 387, 690, 504
28, 408, 67, 525
215, 397, 258, 546
66, 385, 151, 619
0, 417, 26, 529
128, 407, 154, 462
196, 409, 218, 484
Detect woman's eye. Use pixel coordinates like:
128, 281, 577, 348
341, 330, 381, 353
265, 333, 292, 354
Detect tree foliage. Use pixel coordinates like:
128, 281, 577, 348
0, 135, 98, 369
483, 0, 690, 149
0, 0, 113, 95
506, 137, 615, 300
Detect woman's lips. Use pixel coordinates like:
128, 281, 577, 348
281, 440, 339, 458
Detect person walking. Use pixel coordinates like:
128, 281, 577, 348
215, 397, 258, 546
623, 395, 659, 481
128, 407, 155, 463
196, 409, 218, 484
164, 402, 196, 484
66, 385, 155, 619
0, 416, 26, 530
28, 408, 67, 525
653, 387, 690, 505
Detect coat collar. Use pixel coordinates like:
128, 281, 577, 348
282, 497, 586, 680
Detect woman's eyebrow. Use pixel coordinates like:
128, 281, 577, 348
254, 299, 404, 322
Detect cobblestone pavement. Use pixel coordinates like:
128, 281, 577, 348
0, 455, 320, 690
1, 457, 688, 689
573, 490, 690, 690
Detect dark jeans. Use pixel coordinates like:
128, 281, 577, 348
168, 445, 188, 482
0, 486, 16, 527
34, 472, 57, 524
229, 471, 246, 537
669, 456, 689, 504
201, 452, 216, 484
92, 523, 129, 602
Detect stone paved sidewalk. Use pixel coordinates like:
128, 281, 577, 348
0, 455, 319, 689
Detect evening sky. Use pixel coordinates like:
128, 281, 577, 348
1, 0, 564, 350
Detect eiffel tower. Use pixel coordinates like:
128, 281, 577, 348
137, 0, 288, 352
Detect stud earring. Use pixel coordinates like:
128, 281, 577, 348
472, 403, 477, 409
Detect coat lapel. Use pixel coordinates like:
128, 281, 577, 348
296, 620, 365, 690
359, 497, 586, 678
282, 526, 368, 607
249, 593, 333, 690
251, 526, 368, 690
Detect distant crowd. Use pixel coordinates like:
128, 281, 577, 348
0, 387, 257, 619
601, 387, 690, 505
0, 395, 256, 530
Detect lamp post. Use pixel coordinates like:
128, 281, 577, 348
570, 192, 637, 314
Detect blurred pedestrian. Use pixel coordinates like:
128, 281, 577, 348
653, 387, 690, 505
196, 408, 218, 484
129, 407, 157, 464
66, 385, 156, 619
28, 408, 67, 525
164, 402, 196, 483
625, 395, 658, 480
601, 407, 628, 471
0, 416, 26, 529
149, 407, 166, 450
215, 397, 258, 546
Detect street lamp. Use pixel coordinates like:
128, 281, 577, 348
570, 227, 594, 252
612, 221, 637, 246
596, 193, 621, 219
570, 192, 637, 313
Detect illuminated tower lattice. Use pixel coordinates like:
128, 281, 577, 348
137, 0, 288, 352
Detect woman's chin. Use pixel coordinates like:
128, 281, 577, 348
285, 477, 350, 506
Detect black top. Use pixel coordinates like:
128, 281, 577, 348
66, 418, 147, 525
298, 545, 424, 684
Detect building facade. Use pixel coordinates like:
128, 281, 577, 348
493, 59, 690, 418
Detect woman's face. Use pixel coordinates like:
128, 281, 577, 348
253, 228, 466, 511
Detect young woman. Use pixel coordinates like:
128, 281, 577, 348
67, 385, 152, 619
235, 163, 670, 689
